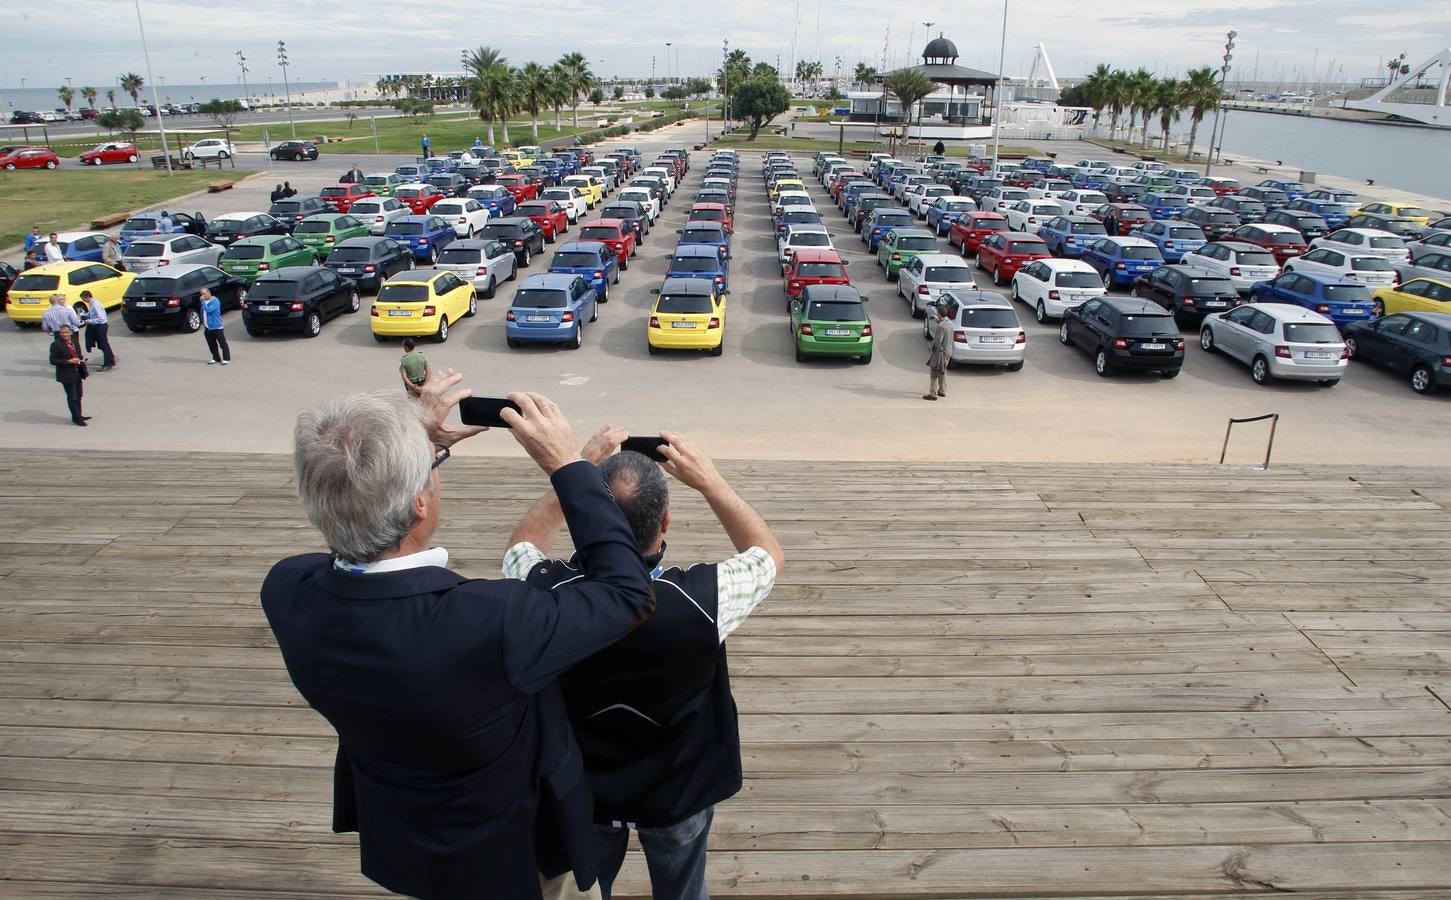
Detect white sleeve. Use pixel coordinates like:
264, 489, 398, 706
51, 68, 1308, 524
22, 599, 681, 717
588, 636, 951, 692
714, 546, 777, 643
501, 542, 547, 581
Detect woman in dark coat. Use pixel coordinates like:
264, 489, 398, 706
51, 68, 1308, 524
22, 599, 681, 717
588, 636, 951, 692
49, 323, 89, 426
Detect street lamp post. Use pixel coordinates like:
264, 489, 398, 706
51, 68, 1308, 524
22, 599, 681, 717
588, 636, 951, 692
722, 39, 730, 135
133, 0, 172, 175
277, 40, 296, 139
237, 51, 250, 116
1203, 30, 1237, 176
990, 0, 1008, 175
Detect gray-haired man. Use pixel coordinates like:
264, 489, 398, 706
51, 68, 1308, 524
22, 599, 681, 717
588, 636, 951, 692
924, 303, 951, 400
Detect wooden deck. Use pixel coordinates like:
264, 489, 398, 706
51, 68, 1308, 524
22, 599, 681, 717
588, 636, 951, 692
2, 449, 1450, 897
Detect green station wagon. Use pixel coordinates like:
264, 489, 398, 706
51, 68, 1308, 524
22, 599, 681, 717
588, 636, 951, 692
365, 173, 405, 197
877, 227, 939, 278
219, 235, 315, 283
294, 213, 370, 260
790, 285, 873, 364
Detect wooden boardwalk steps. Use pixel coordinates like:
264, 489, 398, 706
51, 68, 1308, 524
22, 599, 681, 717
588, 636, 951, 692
1, 450, 1450, 897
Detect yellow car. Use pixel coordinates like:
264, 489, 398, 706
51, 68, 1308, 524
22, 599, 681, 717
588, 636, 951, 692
6, 262, 134, 326
563, 175, 602, 208
769, 178, 805, 202
503, 151, 531, 167
1353, 202, 1433, 226
1373, 277, 1451, 316
647, 277, 725, 355
371, 269, 476, 342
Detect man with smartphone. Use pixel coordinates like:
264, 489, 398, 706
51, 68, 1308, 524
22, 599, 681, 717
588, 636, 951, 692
502, 431, 784, 899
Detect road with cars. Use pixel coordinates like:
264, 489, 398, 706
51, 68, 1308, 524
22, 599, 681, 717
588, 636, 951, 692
3, 118, 1451, 464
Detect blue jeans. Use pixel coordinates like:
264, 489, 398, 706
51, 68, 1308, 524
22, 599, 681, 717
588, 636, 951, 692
593, 806, 713, 900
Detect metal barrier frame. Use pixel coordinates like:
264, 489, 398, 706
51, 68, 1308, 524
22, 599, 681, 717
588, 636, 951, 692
1220, 413, 1280, 469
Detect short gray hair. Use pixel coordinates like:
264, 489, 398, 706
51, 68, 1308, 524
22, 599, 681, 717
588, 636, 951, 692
600, 451, 669, 550
293, 391, 432, 563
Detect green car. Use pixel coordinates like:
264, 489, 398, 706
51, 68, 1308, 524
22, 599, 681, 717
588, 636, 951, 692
219, 235, 315, 283
877, 227, 938, 279
366, 173, 404, 197
294, 213, 370, 260
790, 285, 873, 364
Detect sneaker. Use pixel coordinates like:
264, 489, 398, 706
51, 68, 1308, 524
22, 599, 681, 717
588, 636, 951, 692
220, 360, 229, 366
207, 359, 217, 365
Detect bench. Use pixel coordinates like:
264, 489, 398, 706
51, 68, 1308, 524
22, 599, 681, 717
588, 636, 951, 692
206, 182, 234, 194
1253, 164, 1270, 174
150, 155, 191, 171
190, 156, 225, 170
89, 212, 131, 230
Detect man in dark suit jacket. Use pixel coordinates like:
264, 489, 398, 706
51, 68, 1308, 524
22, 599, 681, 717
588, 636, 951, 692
262, 373, 653, 900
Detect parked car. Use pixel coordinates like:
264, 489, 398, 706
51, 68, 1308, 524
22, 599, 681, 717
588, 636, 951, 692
1311, 228, 1411, 262
1264, 209, 1329, 241
1200, 302, 1347, 385
1284, 247, 1399, 288
294, 213, 369, 260
1346, 214, 1426, 242
548, 240, 619, 301
433, 238, 518, 298
0, 146, 60, 170
383, 214, 457, 264
1247, 272, 1377, 328
665, 244, 730, 292
506, 273, 598, 350
268, 196, 332, 232
1161, 183, 1219, 206
118, 211, 207, 251
1059, 296, 1184, 378
348, 197, 410, 236
860, 208, 916, 253
1009, 257, 1105, 323
976, 231, 1051, 286
1004, 200, 1068, 234
6, 262, 132, 324
921, 289, 1025, 369
613, 187, 656, 223
1141, 192, 1192, 220
1130, 264, 1241, 321
480, 217, 547, 266
241, 266, 359, 337
122, 234, 223, 272
1409, 230, 1451, 261
1036, 216, 1108, 259
1206, 195, 1269, 224
1090, 203, 1150, 236
1354, 202, 1433, 227
575, 218, 637, 269
518, 199, 573, 242
1180, 205, 1242, 242
205, 212, 288, 247
428, 198, 491, 239
947, 211, 1010, 255
925, 196, 979, 236
120, 264, 247, 332
393, 184, 447, 216
790, 284, 873, 364
35, 231, 115, 263
269, 140, 319, 161
219, 234, 315, 283
394, 163, 430, 183
323, 236, 415, 292
1130, 220, 1208, 263
877, 228, 939, 279
1239, 186, 1291, 211
896, 253, 974, 317
1342, 311, 1451, 394
182, 138, 234, 161
79, 141, 140, 165
1372, 276, 1451, 318
427, 172, 471, 199
318, 183, 377, 214
495, 173, 540, 204
1286, 198, 1351, 229
365, 173, 405, 197
645, 277, 726, 356
1080, 236, 1165, 289
1228, 223, 1309, 265
1396, 251, 1451, 286
371, 268, 476, 342
783, 249, 850, 301
1197, 176, 1241, 196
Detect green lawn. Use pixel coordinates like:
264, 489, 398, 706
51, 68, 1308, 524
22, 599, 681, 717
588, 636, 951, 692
0, 169, 252, 250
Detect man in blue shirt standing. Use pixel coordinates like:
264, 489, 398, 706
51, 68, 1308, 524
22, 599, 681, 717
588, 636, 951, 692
421, 134, 431, 159
79, 290, 117, 370
199, 286, 231, 366
23, 226, 42, 254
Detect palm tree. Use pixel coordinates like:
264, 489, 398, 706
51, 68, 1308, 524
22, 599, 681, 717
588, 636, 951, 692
1181, 66, 1221, 159
517, 62, 551, 141
547, 63, 570, 129
1153, 78, 1183, 151
1081, 63, 1113, 129
464, 46, 510, 145
81, 86, 97, 110
57, 85, 75, 112
119, 72, 145, 107
883, 69, 934, 155
1125, 68, 1155, 142
558, 52, 594, 128
853, 63, 878, 87
105, 88, 117, 110
1105, 70, 1129, 138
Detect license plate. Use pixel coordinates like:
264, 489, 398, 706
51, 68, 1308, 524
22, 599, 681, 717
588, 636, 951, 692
824, 328, 851, 336
387, 309, 411, 317
1345, 308, 1364, 315
1202, 300, 1227, 308
1141, 342, 1167, 350
258, 304, 280, 312
17, 298, 40, 304
527, 315, 552, 323
134, 301, 156, 308
340, 267, 360, 274
1305, 351, 1333, 359
671, 321, 698, 329
979, 335, 1007, 344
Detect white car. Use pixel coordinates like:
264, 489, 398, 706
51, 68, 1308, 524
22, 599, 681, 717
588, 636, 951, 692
1056, 190, 1109, 217
1104, 165, 1141, 184
1409, 230, 1451, 260
1005, 200, 1068, 234
1026, 181, 1075, 201
777, 225, 835, 264
925, 288, 1026, 369
896, 253, 976, 317
980, 187, 1030, 213
1162, 184, 1218, 206
1011, 258, 1106, 322
910, 185, 955, 218
894, 175, 934, 202
615, 188, 659, 223
579, 166, 615, 193
1132, 160, 1167, 173
773, 191, 814, 216
432, 198, 492, 238
1179, 241, 1282, 294
1200, 302, 1348, 386
1311, 228, 1412, 263
350, 197, 410, 236
1284, 247, 1398, 288
183, 138, 234, 161
122, 234, 223, 272
434, 238, 518, 298
542, 186, 590, 223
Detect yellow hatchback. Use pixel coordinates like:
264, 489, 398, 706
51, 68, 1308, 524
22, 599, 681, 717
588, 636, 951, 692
563, 176, 602, 208
1353, 202, 1433, 226
769, 178, 805, 202
1373, 277, 1451, 317
6, 262, 134, 326
371, 268, 476, 342
647, 277, 726, 356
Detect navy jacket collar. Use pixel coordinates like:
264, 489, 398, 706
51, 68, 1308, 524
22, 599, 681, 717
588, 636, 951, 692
315, 564, 469, 600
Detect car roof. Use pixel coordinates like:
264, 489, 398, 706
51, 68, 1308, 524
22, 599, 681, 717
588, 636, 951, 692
54, 230, 109, 242
1253, 223, 1303, 234
394, 215, 438, 223
556, 241, 608, 254
519, 273, 579, 289
800, 284, 863, 302
335, 236, 394, 248
790, 249, 843, 262
1166, 264, 1231, 277
938, 287, 1012, 308
256, 266, 320, 280
139, 263, 218, 278
385, 268, 452, 285
659, 277, 717, 294
582, 217, 626, 227
888, 227, 937, 239
1331, 228, 1398, 238
1102, 297, 1172, 314
22, 261, 98, 274
1212, 241, 1269, 253
1103, 236, 1156, 247
486, 216, 528, 226
913, 253, 967, 266
1247, 302, 1340, 322
1040, 258, 1098, 272
673, 245, 724, 259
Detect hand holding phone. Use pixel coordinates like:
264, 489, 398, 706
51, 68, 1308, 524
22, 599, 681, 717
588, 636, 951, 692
459, 397, 522, 428
621, 435, 670, 462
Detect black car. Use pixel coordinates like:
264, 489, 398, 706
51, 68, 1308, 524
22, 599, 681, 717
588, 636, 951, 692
1263, 210, 1329, 241
1239, 186, 1291, 211
627, 178, 667, 208
268, 196, 332, 232
1346, 214, 1426, 241
1059, 296, 1185, 378
1181, 205, 1242, 241
1343, 311, 1451, 395
457, 164, 495, 185
323, 236, 416, 292
599, 201, 650, 243
694, 189, 733, 213
849, 195, 895, 231
241, 266, 359, 337
963, 177, 1004, 205
520, 165, 555, 188
1206, 196, 1269, 224
121, 264, 248, 333
479, 217, 546, 266
270, 140, 320, 161
0, 260, 18, 309
428, 172, 470, 198
206, 212, 288, 246
1102, 182, 1147, 203
9, 111, 43, 125
1130, 264, 1242, 322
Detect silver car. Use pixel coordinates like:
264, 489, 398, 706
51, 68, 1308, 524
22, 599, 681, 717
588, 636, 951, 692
896, 253, 976, 318
1409, 230, 1451, 261
122, 234, 223, 272
924, 288, 1026, 370
350, 197, 409, 236
1199, 302, 1347, 385
777, 225, 834, 264
1396, 250, 1451, 284
434, 238, 518, 298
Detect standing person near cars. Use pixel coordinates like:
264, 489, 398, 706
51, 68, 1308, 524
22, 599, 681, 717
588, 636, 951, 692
270, 184, 286, 202
79, 290, 117, 371
49, 323, 89, 426
41, 293, 83, 336
1102, 209, 1118, 237
399, 339, 429, 396
24, 226, 42, 254
933, 139, 946, 156
43, 232, 65, 263
924, 304, 951, 400
158, 211, 173, 235
342, 164, 364, 184
199, 287, 231, 366
504, 431, 783, 900
473, 136, 484, 151
101, 235, 123, 269
282, 182, 297, 198
421, 134, 431, 159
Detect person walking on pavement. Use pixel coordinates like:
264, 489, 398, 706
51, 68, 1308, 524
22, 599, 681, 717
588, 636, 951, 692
49, 324, 89, 426
41, 293, 83, 336
924, 304, 951, 400
933, 139, 946, 156
79, 290, 117, 371
421, 134, 431, 159
43, 232, 65, 263
341, 164, 364, 184
282, 182, 297, 198
398, 339, 428, 396
200, 287, 231, 366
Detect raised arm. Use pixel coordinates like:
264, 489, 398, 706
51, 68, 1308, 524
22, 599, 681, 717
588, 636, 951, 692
659, 431, 784, 572
506, 425, 627, 556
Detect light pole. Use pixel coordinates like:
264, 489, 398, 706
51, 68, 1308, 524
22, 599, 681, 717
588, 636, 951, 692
665, 43, 673, 86
990, 0, 1008, 175
277, 40, 296, 139
133, 0, 172, 174
722, 39, 730, 134
237, 51, 250, 115
1203, 30, 1237, 176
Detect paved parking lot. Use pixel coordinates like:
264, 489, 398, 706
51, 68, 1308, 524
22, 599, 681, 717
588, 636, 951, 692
3, 119, 1449, 464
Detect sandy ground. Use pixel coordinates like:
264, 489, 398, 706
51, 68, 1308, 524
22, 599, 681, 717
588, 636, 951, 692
3, 118, 1448, 465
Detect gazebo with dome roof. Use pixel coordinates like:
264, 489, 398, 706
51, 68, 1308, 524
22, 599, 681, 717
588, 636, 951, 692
848, 34, 1002, 130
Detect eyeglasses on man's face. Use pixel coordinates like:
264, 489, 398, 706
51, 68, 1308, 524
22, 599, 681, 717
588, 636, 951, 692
431, 446, 450, 470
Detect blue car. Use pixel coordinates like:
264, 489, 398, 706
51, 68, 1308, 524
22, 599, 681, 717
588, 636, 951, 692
666, 244, 730, 292
394, 163, 430, 183
676, 222, 731, 260
861, 208, 916, 252
424, 156, 459, 174
548, 241, 619, 301
505, 273, 598, 349
1248, 272, 1377, 328
1037, 215, 1109, 259
1080, 236, 1167, 288
118, 211, 197, 252
1141, 193, 1191, 220
552, 153, 579, 176
1287, 198, 1351, 229
1258, 178, 1310, 201
1130, 220, 1208, 263
467, 185, 517, 218
926, 198, 979, 236
1070, 171, 1110, 191
838, 180, 876, 212
383, 214, 457, 263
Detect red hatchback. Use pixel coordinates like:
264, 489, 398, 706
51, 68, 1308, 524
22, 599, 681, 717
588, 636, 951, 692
0, 146, 60, 170
1092, 202, 1151, 236
517, 199, 570, 242
577, 218, 637, 269
948, 211, 1010, 254
496, 173, 539, 204
688, 202, 733, 234
783, 249, 850, 301
318, 183, 377, 214
79, 141, 138, 166
975, 231, 1051, 285
1231, 223, 1309, 264
394, 184, 445, 215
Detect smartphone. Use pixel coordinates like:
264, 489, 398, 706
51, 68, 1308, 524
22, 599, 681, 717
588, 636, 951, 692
459, 397, 521, 428
622, 435, 670, 462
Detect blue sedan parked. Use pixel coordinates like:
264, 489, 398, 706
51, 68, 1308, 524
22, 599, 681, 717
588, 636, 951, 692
467, 184, 517, 218
1070, 171, 1111, 191
383, 214, 457, 263
505, 273, 598, 349
1287, 198, 1351, 229
548, 241, 619, 301
1130, 220, 1208, 263
551, 154, 578, 176
1247, 272, 1377, 328
676, 222, 732, 260
666, 244, 730, 292
1037, 216, 1108, 259
1080, 236, 1167, 288
926, 197, 979, 236
861, 208, 916, 252
1141, 193, 1191, 220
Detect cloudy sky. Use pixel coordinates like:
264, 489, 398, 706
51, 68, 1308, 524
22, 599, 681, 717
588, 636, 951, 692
5, 0, 1449, 89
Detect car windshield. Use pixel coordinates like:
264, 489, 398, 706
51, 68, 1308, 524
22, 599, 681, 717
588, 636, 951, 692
877, 213, 913, 225
294, 221, 332, 234
680, 229, 722, 243
13, 274, 59, 291
224, 245, 266, 260
1008, 241, 1046, 254
481, 224, 519, 238
807, 301, 866, 321
1351, 257, 1393, 271
1369, 236, 1406, 249
1168, 227, 1203, 239
1121, 246, 1161, 260
127, 277, 178, 295
126, 243, 166, 257
1156, 197, 1188, 207
1120, 314, 1176, 336
1265, 232, 1303, 245
553, 252, 601, 267
1237, 251, 1278, 266
329, 247, 372, 262
897, 237, 937, 251
670, 257, 718, 272
657, 294, 714, 313
925, 266, 970, 281
386, 222, 423, 236
124, 217, 158, 231
378, 284, 429, 303
796, 262, 844, 278
959, 306, 1019, 328
248, 281, 300, 301
1323, 285, 1373, 302
579, 227, 618, 240
791, 233, 832, 247
1056, 272, 1102, 287
1074, 222, 1108, 234
1186, 277, 1235, 293
1284, 322, 1344, 343
513, 289, 568, 308
271, 202, 301, 214
320, 187, 348, 197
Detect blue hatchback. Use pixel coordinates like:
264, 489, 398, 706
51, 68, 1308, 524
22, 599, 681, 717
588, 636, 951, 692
1248, 272, 1377, 328
384, 214, 457, 263
1129, 220, 1208, 263
926, 198, 979, 236
1037, 216, 1109, 259
505, 273, 598, 349
467, 185, 517, 218
551, 154, 579, 176
666, 244, 730, 292
676, 222, 731, 260
118, 212, 190, 252
861, 208, 916, 252
424, 156, 459, 174
1080, 237, 1167, 288
1141, 193, 1191, 220
1287, 198, 1351, 229
548, 241, 619, 301
1070, 171, 1110, 191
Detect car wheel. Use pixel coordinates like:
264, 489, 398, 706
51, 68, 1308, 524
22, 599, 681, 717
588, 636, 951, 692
436, 316, 449, 342
1095, 347, 1113, 377
220, 151, 230, 160
795, 345, 807, 363
1344, 336, 1358, 358
974, 253, 983, 271
427, 248, 437, 264
92, 157, 103, 166
507, 337, 521, 348
993, 266, 1003, 286
508, 262, 518, 281
347, 290, 361, 314
45, 160, 57, 169
1251, 355, 1271, 384
1006, 361, 1024, 371
303, 312, 322, 338
1162, 367, 1181, 379
1059, 321, 1071, 345
648, 342, 660, 355
522, 247, 532, 266
373, 333, 388, 343
589, 304, 598, 323
1318, 379, 1340, 387
1200, 327, 1216, 352
545, 231, 554, 244
246, 326, 265, 337
1035, 302, 1048, 324
483, 277, 496, 300
182, 308, 202, 333
466, 294, 477, 318
1411, 365, 1435, 394
1101, 271, 1111, 289
4, 164, 15, 171
621, 255, 629, 272
857, 352, 871, 364
125, 321, 146, 333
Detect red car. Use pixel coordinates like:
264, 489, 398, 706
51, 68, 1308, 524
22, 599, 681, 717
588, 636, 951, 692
517, 199, 570, 242
948, 211, 1010, 254
655, 153, 686, 180
1092, 203, 1151, 236
688, 202, 733, 234
974, 231, 1051, 285
577, 218, 637, 269
568, 147, 595, 166
1231, 223, 1309, 264
660, 149, 689, 175
496, 173, 539, 204
394, 184, 445, 215
783, 248, 850, 301
79, 141, 139, 166
1200, 176, 1241, 196
0, 146, 60, 170
318, 183, 377, 214
829, 172, 865, 201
